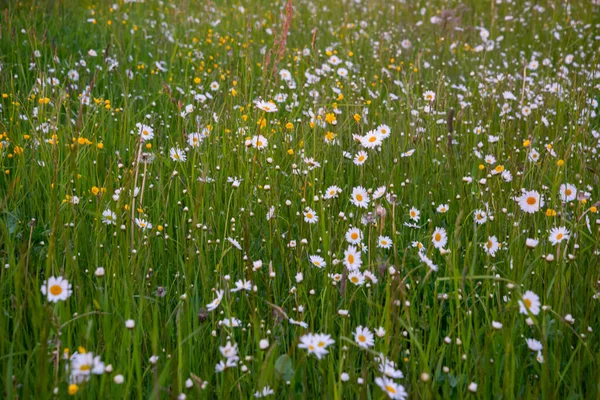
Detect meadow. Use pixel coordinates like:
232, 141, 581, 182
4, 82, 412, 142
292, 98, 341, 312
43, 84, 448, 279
1, 0, 600, 398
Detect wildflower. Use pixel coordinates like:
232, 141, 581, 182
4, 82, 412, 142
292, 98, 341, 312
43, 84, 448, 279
298, 333, 334, 360
69, 351, 105, 383
350, 186, 370, 208
378, 236, 393, 249
360, 130, 383, 148
135, 218, 152, 230
206, 290, 224, 312
519, 291, 541, 316
102, 209, 117, 225
40, 276, 72, 303
345, 227, 363, 244
136, 123, 154, 141
354, 326, 374, 348
483, 236, 500, 257
251, 135, 268, 150
170, 147, 186, 162
436, 204, 449, 213
423, 90, 436, 102
516, 190, 544, 214
432, 227, 448, 249
309, 255, 326, 268
409, 207, 420, 222
549, 226, 570, 246
353, 151, 368, 165
526, 338, 542, 352
375, 376, 408, 399
343, 245, 362, 270
559, 184, 577, 202
303, 208, 318, 224
348, 271, 365, 286
255, 100, 278, 113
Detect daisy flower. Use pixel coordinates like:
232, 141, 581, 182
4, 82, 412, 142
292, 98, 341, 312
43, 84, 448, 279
360, 130, 382, 148
353, 151, 368, 165
348, 271, 365, 286
474, 209, 487, 224
345, 227, 363, 244
255, 100, 278, 113
375, 376, 408, 400
519, 290, 541, 316
135, 218, 152, 230
187, 132, 205, 148
309, 255, 326, 269
102, 209, 117, 225
483, 236, 500, 257
409, 207, 420, 222
423, 90, 436, 102
136, 123, 154, 141
298, 333, 333, 360
432, 227, 448, 249
324, 185, 342, 199
170, 147, 186, 162
373, 186, 386, 200
206, 290, 224, 312
40, 276, 72, 302
526, 338, 543, 352
354, 326, 374, 348
559, 183, 577, 202
548, 226, 570, 246
350, 186, 370, 208
303, 208, 318, 224
378, 236, 393, 249
436, 204, 449, 213
516, 190, 544, 214
343, 245, 362, 271
251, 135, 268, 150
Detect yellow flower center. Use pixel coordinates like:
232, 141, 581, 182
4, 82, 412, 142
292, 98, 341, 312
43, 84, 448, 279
526, 196, 536, 205
50, 285, 63, 296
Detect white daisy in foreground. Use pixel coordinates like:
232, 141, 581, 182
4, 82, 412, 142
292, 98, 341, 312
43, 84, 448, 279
432, 227, 448, 249
343, 245, 362, 270
303, 208, 318, 224
483, 236, 500, 257
135, 218, 152, 230
298, 333, 334, 360
526, 338, 543, 352
136, 123, 154, 141
549, 226, 570, 246
345, 227, 363, 244
519, 290, 541, 316
516, 190, 544, 214
350, 186, 370, 208
255, 100, 278, 113
309, 255, 326, 269
169, 147, 186, 162
251, 135, 268, 150
378, 236, 393, 249
324, 185, 342, 199
102, 209, 117, 225
423, 90, 436, 102
41, 276, 72, 302
354, 326, 374, 348
559, 183, 577, 202
375, 376, 408, 399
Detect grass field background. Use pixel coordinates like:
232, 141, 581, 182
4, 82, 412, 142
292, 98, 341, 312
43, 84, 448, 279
1, 0, 600, 398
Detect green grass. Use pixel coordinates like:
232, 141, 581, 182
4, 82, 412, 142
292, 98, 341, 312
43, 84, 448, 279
1, 0, 600, 398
